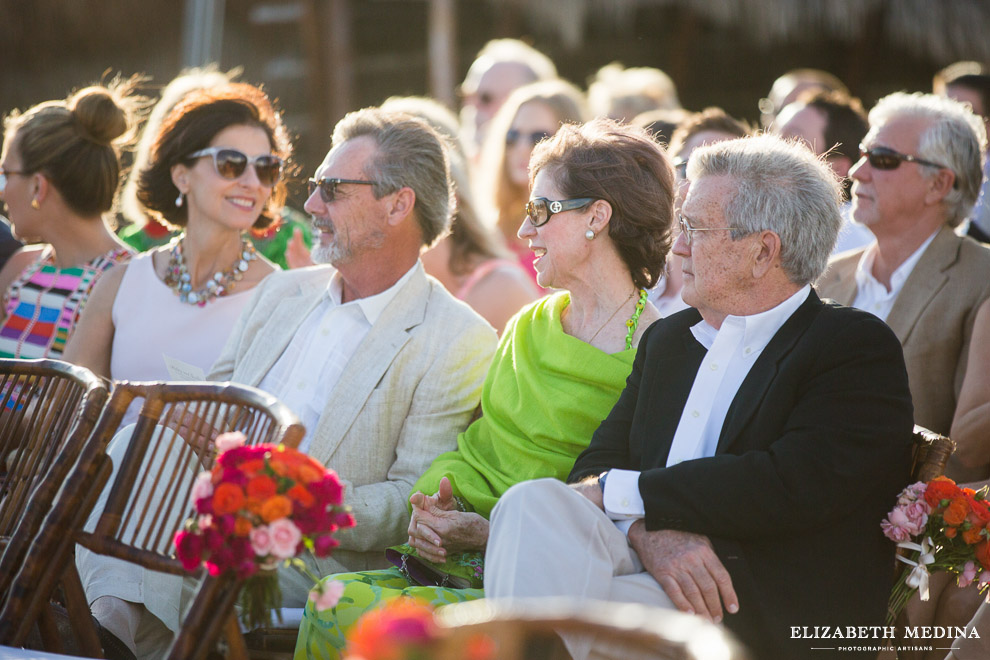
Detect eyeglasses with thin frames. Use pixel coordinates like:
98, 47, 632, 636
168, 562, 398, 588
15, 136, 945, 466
678, 213, 735, 246
307, 177, 379, 204
506, 129, 551, 148
524, 197, 596, 227
187, 147, 284, 187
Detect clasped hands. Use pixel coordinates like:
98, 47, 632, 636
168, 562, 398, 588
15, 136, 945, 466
573, 477, 739, 624
405, 476, 489, 564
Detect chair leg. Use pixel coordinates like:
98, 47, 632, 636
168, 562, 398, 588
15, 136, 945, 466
61, 564, 105, 657
37, 606, 65, 654
224, 613, 248, 660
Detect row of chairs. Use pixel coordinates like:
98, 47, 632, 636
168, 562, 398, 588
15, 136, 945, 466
0, 358, 956, 660
0, 358, 305, 659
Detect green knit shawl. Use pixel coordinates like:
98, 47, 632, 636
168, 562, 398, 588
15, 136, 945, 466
413, 292, 637, 518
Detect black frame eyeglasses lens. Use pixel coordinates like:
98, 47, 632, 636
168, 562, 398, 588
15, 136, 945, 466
858, 144, 946, 171
506, 129, 551, 147
187, 147, 284, 186
525, 197, 596, 227
307, 177, 378, 203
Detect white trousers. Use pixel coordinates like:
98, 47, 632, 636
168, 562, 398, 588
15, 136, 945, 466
484, 478, 675, 660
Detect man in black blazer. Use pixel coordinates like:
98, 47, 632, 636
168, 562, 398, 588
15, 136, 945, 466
484, 135, 915, 660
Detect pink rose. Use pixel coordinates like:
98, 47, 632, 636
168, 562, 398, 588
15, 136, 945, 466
881, 519, 910, 543
308, 580, 345, 611
268, 518, 303, 560
215, 432, 246, 453
250, 525, 274, 557
958, 561, 979, 588
191, 471, 214, 504
902, 501, 930, 535
980, 570, 990, 589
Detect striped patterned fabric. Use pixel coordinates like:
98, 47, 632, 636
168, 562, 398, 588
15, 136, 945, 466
0, 246, 132, 358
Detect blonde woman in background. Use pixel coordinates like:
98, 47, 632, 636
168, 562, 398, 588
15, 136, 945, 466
478, 80, 587, 288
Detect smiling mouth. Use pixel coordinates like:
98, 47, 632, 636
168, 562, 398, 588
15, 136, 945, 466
227, 196, 256, 211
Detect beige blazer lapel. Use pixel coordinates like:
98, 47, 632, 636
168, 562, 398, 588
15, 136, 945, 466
308, 268, 431, 463
819, 255, 860, 306
886, 226, 958, 343
239, 276, 328, 386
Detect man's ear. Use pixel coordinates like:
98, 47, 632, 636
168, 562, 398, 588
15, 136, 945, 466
751, 230, 782, 279
587, 199, 613, 235
924, 168, 955, 206
385, 186, 416, 227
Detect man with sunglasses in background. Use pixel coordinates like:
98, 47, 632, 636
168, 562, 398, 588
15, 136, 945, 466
208, 107, 497, 607
818, 92, 990, 444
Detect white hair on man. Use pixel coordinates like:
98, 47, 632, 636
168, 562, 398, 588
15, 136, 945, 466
867, 91, 987, 227
688, 133, 843, 285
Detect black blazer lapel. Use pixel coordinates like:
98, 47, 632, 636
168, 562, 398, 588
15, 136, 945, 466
715, 291, 823, 454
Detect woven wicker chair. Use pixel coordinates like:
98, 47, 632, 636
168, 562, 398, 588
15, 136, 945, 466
0, 380, 305, 660
0, 359, 108, 598
433, 598, 752, 660
909, 425, 955, 483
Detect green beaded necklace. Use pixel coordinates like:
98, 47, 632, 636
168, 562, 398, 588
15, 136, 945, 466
624, 288, 649, 350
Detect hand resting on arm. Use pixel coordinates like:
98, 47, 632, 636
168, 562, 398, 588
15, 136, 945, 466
406, 476, 489, 563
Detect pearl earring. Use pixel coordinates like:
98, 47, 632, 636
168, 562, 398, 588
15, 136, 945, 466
585, 229, 595, 241
175, 192, 185, 208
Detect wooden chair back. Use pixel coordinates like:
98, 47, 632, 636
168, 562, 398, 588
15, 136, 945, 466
909, 424, 955, 483
0, 380, 305, 659
433, 598, 752, 660
0, 359, 107, 597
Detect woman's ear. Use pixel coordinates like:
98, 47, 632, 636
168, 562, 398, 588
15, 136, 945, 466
171, 163, 189, 195
587, 199, 613, 234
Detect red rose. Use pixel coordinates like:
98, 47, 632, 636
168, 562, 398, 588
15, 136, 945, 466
976, 541, 990, 571
925, 477, 962, 508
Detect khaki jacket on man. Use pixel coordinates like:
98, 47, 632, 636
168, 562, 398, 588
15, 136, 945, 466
818, 225, 990, 434
209, 263, 497, 602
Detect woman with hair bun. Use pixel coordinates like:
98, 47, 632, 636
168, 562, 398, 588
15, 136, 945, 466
0, 79, 141, 358
65, 82, 288, 400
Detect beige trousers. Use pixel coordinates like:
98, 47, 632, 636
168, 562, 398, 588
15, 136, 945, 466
946, 600, 990, 660
484, 478, 675, 660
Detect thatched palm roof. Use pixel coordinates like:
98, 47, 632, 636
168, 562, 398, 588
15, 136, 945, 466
499, 0, 990, 63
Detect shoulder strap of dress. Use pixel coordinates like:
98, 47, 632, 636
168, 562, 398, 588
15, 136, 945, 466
455, 258, 520, 300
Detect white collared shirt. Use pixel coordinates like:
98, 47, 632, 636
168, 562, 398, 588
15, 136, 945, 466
851, 230, 938, 321
258, 263, 419, 452
603, 284, 812, 533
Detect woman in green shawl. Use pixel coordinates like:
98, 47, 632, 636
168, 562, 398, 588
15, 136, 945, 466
294, 118, 676, 660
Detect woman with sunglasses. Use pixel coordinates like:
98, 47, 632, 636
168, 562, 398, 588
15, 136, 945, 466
295, 118, 672, 660
65, 83, 289, 406
479, 79, 587, 288
0, 79, 142, 358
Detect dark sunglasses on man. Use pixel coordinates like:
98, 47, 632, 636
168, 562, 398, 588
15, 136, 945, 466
187, 147, 284, 187
307, 177, 379, 204
506, 129, 551, 148
858, 144, 948, 172
524, 197, 596, 227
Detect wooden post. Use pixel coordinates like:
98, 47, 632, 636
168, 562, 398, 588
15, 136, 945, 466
428, 0, 457, 108
326, 0, 355, 127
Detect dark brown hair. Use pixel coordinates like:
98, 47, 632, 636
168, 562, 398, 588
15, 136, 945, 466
530, 118, 674, 289
800, 90, 869, 162
668, 107, 750, 156
3, 76, 143, 217
136, 82, 291, 229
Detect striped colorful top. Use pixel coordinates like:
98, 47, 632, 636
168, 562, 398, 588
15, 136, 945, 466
0, 246, 133, 358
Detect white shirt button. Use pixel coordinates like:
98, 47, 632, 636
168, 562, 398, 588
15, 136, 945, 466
691, 410, 700, 418
710, 362, 718, 371
296, 381, 306, 390
744, 346, 752, 355
621, 498, 630, 507
321, 326, 331, 336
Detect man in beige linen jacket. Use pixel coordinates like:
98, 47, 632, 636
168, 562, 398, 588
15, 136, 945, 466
817, 92, 990, 440
207, 108, 498, 604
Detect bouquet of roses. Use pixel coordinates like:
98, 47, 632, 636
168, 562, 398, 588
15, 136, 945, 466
345, 599, 495, 660
174, 432, 355, 629
882, 476, 990, 624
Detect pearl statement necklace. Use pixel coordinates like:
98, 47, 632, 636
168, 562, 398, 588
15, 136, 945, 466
164, 235, 256, 306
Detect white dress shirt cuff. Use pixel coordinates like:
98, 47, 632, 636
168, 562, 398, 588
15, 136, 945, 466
603, 468, 645, 520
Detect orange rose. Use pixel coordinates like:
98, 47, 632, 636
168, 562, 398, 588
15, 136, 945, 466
247, 475, 278, 500
239, 459, 266, 475
963, 527, 984, 545
943, 497, 970, 526
212, 483, 246, 515
287, 484, 315, 508
945, 526, 958, 538
271, 447, 325, 484
260, 495, 293, 522
234, 516, 253, 537
246, 497, 265, 516
925, 477, 962, 507
977, 541, 990, 571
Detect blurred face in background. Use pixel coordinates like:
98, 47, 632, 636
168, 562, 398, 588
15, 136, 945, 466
505, 100, 559, 187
